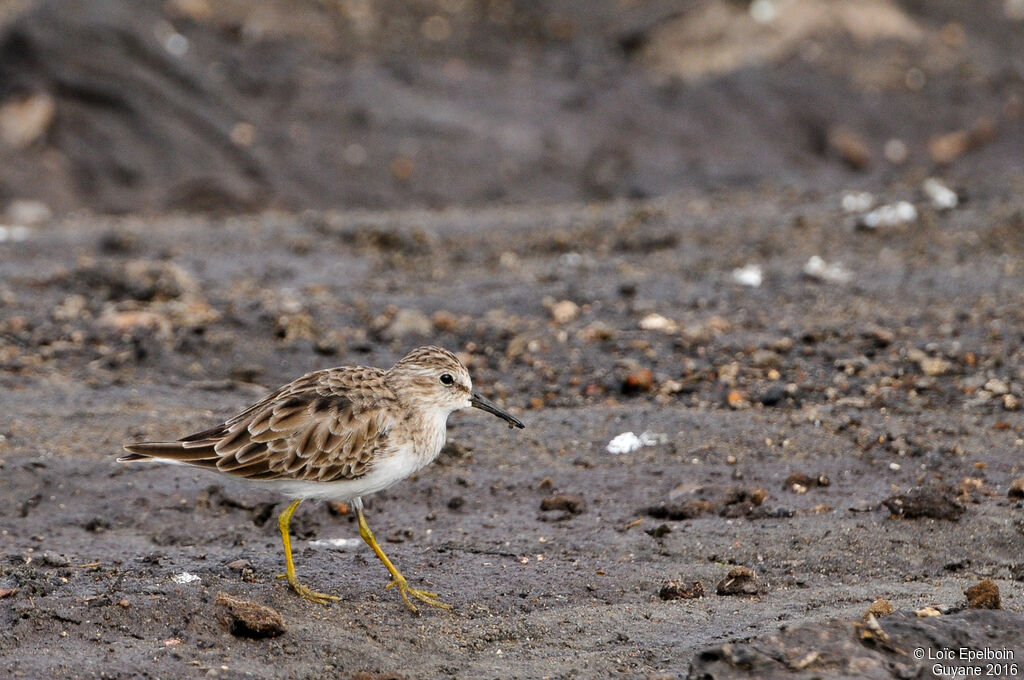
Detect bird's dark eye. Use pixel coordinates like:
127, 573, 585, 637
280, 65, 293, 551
439, 373, 454, 386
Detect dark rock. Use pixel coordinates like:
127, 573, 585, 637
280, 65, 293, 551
757, 384, 787, 406
1008, 477, 1024, 500
716, 566, 765, 596
883, 483, 965, 521
718, 487, 767, 518
97, 230, 138, 254
659, 580, 703, 600
646, 500, 710, 521
645, 523, 672, 538
83, 517, 111, 533
647, 486, 770, 521
539, 494, 587, 515
38, 552, 70, 568
622, 368, 654, 394
385, 528, 412, 543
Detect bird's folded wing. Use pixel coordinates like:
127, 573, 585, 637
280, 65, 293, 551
122, 367, 395, 482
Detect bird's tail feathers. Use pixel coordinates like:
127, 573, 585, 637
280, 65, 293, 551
118, 441, 216, 463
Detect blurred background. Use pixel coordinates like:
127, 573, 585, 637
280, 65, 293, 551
0, 0, 1021, 218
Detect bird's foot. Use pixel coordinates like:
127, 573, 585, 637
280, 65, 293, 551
385, 576, 452, 613
277, 573, 340, 605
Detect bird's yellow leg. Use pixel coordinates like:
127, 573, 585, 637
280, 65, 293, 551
356, 506, 451, 613
278, 498, 339, 605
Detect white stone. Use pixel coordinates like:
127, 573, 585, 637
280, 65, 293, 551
171, 572, 201, 584
731, 263, 763, 287
607, 432, 644, 455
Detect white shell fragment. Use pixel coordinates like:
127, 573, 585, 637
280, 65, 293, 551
606, 431, 666, 454
858, 201, 917, 229
607, 432, 643, 454
803, 256, 852, 284
841, 191, 875, 213
922, 178, 958, 210
749, 0, 778, 24
639, 313, 677, 332
731, 263, 763, 288
639, 431, 668, 446
0, 225, 32, 243
171, 572, 201, 584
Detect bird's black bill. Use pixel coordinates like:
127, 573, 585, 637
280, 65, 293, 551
471, 392, 525, 429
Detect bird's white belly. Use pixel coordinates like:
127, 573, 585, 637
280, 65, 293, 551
256, 414, 448, 502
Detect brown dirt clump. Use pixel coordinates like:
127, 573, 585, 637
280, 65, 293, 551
964, 579, 1002, 610
216, 592, 287, 638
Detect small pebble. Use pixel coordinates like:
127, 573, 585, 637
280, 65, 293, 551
828, 125, 872, 169
918, 357, 952, 376
841, 191, 874, 213
731, 264, 763, 288
1008, 478, 1024, 500
803, 256, 851, 284
622, 368, 654, 394
984, 378, 1009, 395
639, 313, 677, 332
857, 201, 917, 229
726, 390, 749, 409
922, 178, 958, 210
783, 472, 829, 491
757, 384, 786, 406
550, 300, 579, 324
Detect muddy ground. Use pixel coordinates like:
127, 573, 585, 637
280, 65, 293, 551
2, 193, 1024, 679
2, 1, 1024, 679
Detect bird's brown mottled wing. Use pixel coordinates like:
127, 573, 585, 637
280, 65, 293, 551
121, 367, 397, 482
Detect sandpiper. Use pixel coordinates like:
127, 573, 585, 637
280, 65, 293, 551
120, 346, 524, 612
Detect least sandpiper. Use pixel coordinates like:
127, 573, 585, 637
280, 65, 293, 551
120, 346, 524, 612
